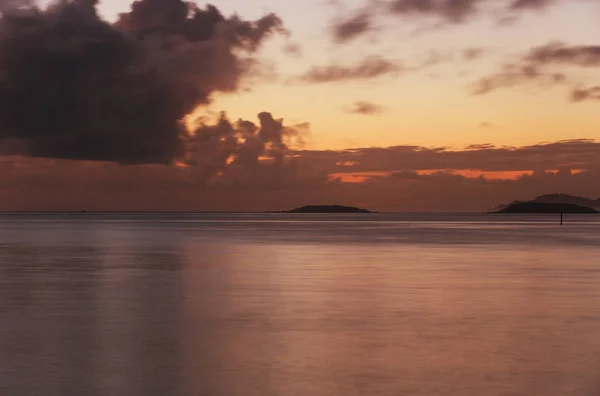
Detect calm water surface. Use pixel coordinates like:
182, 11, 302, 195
1, 213, 600, 396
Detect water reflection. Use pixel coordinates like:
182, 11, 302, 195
0, 225, 186, 396
182, 242, 600, 396
0, 214, 600, 396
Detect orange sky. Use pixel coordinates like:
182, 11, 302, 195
183, 0, 600, 150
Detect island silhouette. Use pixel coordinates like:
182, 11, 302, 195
269, 205, 374, 213
491, 193, 600, 212
490, 194, 600, 214
493, 202, 599, 214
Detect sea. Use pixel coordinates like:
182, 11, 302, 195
1, 212, 600, 396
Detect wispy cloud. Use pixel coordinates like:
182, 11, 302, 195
330, 0, 570, 44
510, 0, 556, 10
332, 11, 373, 43
472, 42, 600, 97
297, 56, 403, 83
346, 101, 385, 115
388, 0, 481, 23
463, 47, 485, 60
571, 86, 600, 102
472, 64, 567, 95
524, 42, 600, 67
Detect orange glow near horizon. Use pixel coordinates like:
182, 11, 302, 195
329, 171, 392, 183
416, 169, 535, 180
329, 169, 588, 183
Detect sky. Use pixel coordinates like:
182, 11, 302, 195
0, 0, 599, 212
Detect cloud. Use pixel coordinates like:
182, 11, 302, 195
3, 138, 600, 212
299, 46, 479, 85
414, 49, 452, 68
332, 11, 373, 43
523, 42, 600, 67
346, 101, 385, 115
510, 0, 556, 10
361, 166, 600, 212
283, 42, 302, 56
302, 139, 600, 211
472, 42, 600, 96
297, 139, 600, 173
297, 56, 402, 83
388, 0, 481, 23
465, 143, 494, 149
463, 47, 484, 60
0, 0, 31, 11
330, 0, 570, 43
183, 111, 324, 189
571, 86, 600, 102
472, 64, 566, 94
0, 0, 285, 164
330, 0, 483, 43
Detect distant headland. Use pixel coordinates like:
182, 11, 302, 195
268, 205, 375, 214
491, 194, 600, 214
494, 202, 598, 214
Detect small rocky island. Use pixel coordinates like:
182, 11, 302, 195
272, 205, 374, 214
491, 194, 600, 212
493, 202, 599, 214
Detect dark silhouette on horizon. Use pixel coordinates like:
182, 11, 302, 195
491, 193, 600, 212
493, 202, 599, 214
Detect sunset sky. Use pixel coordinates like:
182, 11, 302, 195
92, 0, 600, 149
1, 0, 600, 212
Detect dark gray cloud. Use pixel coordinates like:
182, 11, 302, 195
346, 101, 385, 115
298, 56, 403, 83
184, 111, 324, 189
0, 0, 284, 164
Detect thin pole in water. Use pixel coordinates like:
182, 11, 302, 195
560, 212, 563, 225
